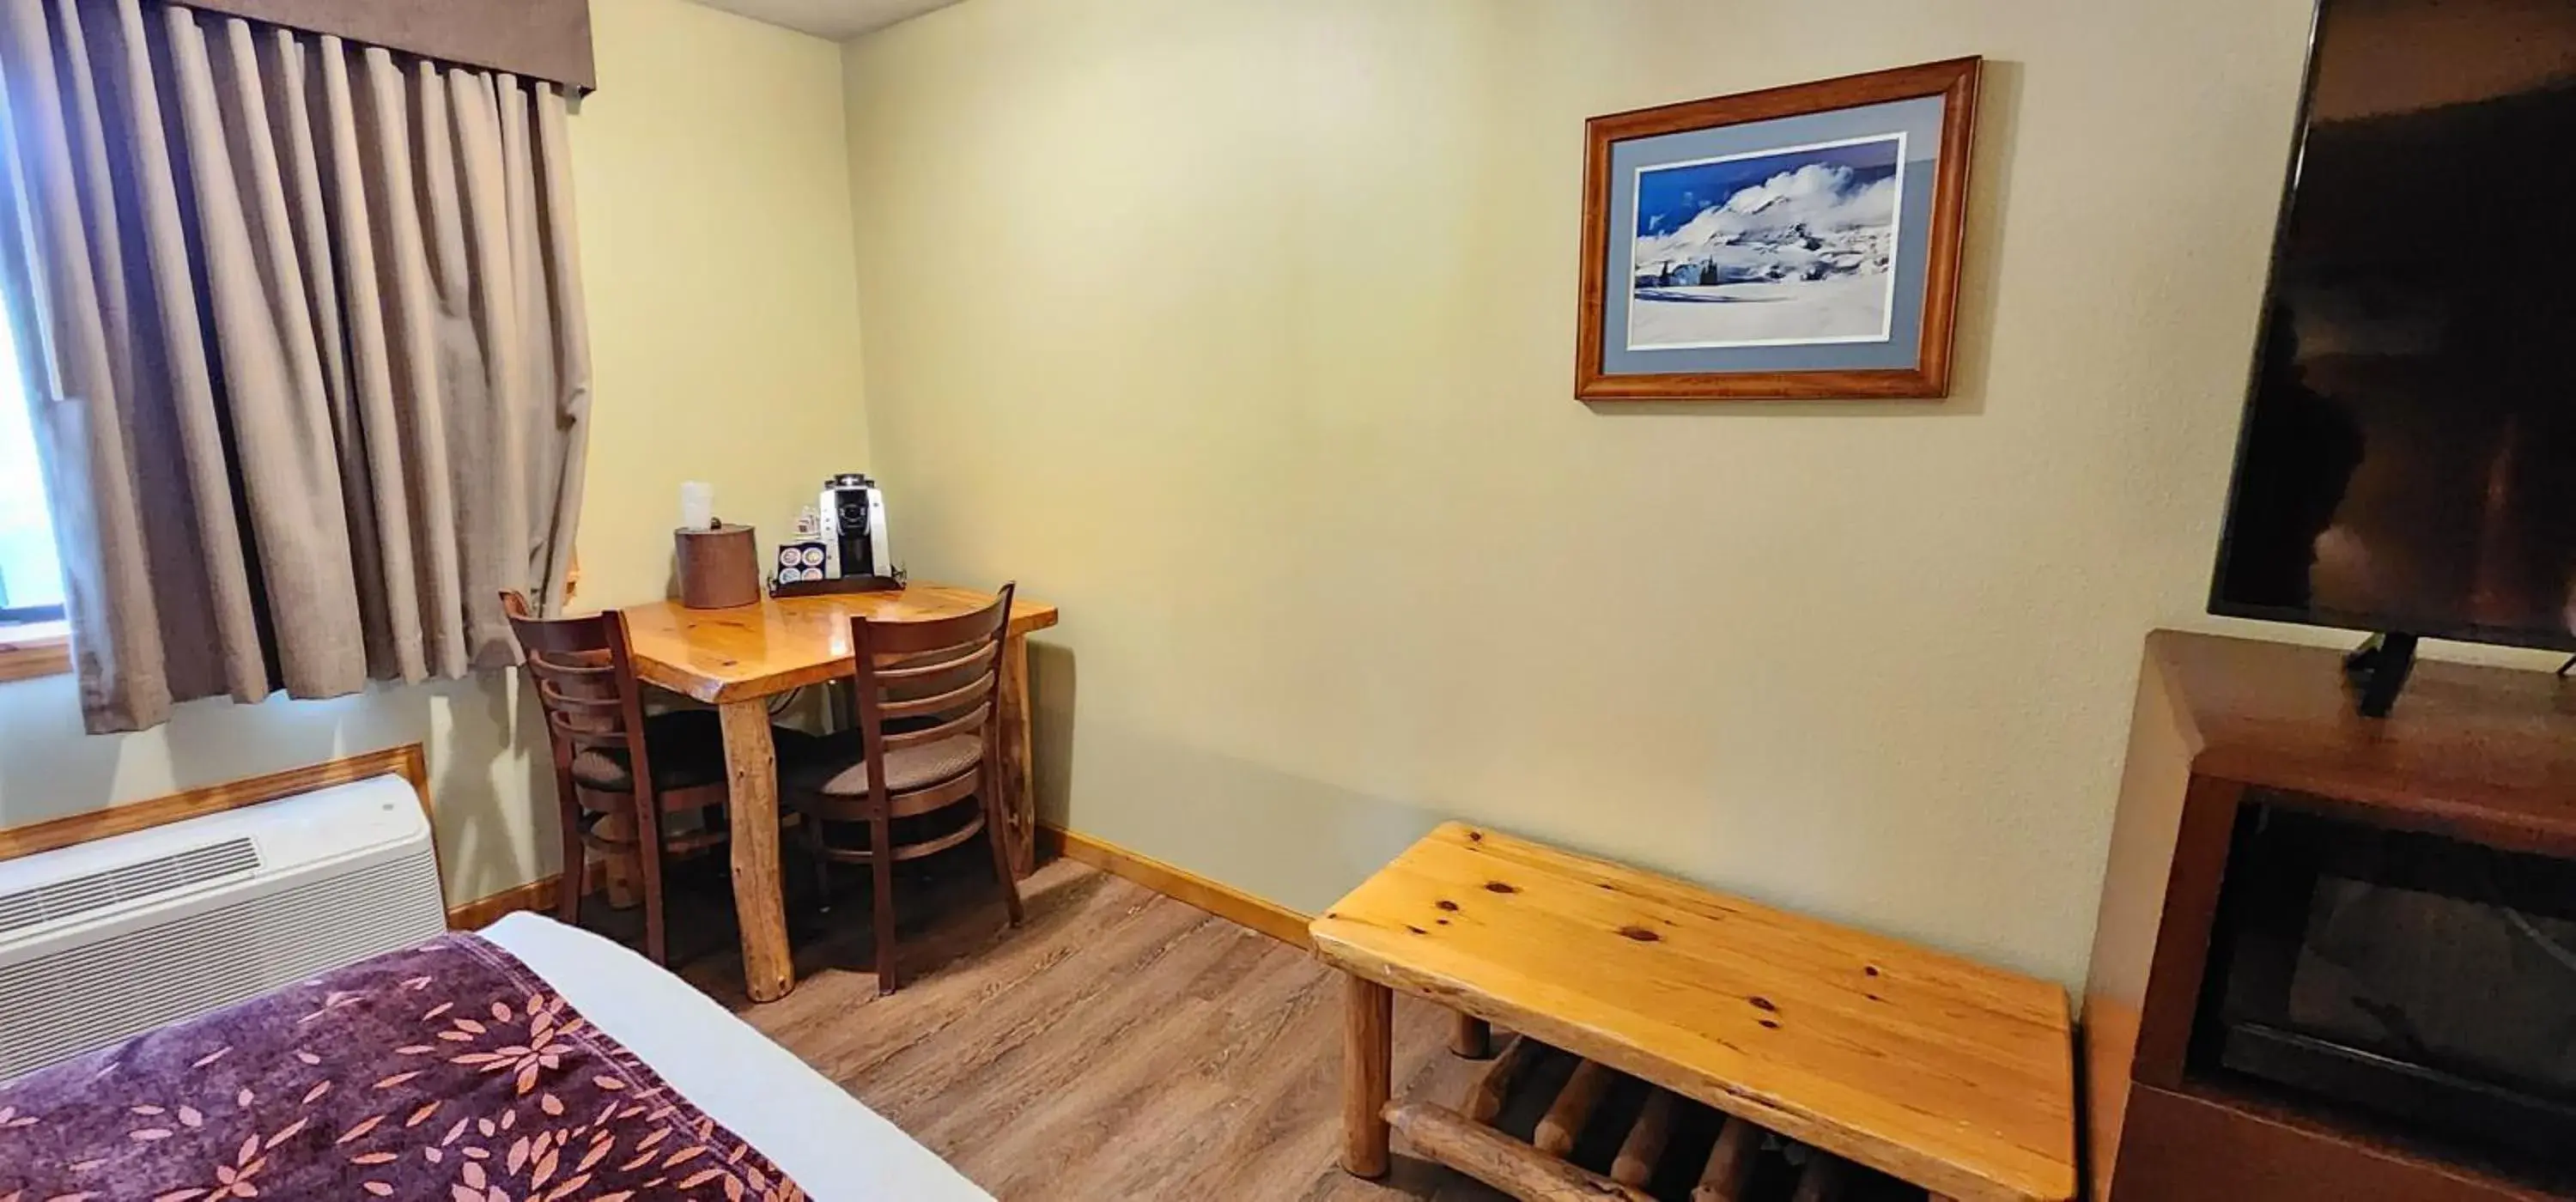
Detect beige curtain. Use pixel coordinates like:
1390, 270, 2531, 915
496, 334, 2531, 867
0, 0, 592, 733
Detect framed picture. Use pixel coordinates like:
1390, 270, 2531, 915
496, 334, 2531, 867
1577, 58, 1981, 402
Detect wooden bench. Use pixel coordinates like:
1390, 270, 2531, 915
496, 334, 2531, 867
1310, 823, 2078, 1202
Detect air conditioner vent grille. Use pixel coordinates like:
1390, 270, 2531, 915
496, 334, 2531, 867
0, 838, 261, 936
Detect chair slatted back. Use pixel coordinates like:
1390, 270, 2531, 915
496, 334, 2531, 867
501, 592, 656, 791
843, 584, 1016, 798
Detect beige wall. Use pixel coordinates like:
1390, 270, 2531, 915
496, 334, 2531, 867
574, 0, 872, 609
0, 0, 868, 907
841, 0, 2339, 986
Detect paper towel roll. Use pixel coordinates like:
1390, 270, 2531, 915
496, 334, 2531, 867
679, 481, 715, 531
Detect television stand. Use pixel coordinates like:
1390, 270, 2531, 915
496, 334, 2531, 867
2341, 631, 2418, 719
2085, 630, 2576, 1202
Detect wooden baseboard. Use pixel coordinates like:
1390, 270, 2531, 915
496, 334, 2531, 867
446, 859, 607, 931
453, 831, 1317, 949
1039, 824, 1313, 949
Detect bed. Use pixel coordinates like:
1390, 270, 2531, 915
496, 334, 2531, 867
0, 912, 990, 1201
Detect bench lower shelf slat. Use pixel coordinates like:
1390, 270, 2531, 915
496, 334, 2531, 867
1693, 1116, 1762, 1202
1613, 1090, 1681, 1187
1388, 1100, 1656, 1202
1443, 1033, 1908, 1202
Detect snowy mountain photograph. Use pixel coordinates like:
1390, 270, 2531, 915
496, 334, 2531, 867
1626, 134, 1904, 350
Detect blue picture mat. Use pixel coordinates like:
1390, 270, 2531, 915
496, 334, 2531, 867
1601, 94, 1948, 377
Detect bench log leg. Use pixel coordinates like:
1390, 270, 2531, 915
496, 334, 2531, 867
1342, 974, 1394, 1177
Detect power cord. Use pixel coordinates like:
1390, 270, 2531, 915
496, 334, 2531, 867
2561, 655, 2575, 678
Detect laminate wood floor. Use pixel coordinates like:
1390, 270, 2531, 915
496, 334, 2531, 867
665, 857, 1510, 1200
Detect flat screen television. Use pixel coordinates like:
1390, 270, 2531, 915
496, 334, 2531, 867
2211, 0, 2576, 665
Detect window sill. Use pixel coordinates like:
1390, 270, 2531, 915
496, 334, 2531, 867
0, 620, 70, 683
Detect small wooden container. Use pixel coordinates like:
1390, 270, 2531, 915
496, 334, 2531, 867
675, 523, 760, 610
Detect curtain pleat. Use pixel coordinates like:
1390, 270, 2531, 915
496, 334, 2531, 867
185, 9, 370, 696
0, 0, 591, 732
103, 0, 262, 704
319, 39, 419, 681
375, 49, 466, 679
269, 27, 394, 679
530, 90, 586, 616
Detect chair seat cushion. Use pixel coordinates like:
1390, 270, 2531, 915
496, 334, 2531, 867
785, 731, 985, 797
571, 709, 818, 793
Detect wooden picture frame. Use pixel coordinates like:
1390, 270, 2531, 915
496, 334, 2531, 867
1577, 58, 1981, 402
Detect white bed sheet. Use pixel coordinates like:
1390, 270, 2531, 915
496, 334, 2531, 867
483, 913, 990, 1202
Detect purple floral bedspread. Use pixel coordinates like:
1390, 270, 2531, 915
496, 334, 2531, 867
0, 933, 805, 1202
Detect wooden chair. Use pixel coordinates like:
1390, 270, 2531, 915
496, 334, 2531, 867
768, 575, 905, 729
500, 592, 813, 965
783, 584, 1024, 993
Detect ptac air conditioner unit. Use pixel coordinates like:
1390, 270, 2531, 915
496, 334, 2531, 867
0, 774, 445, 1082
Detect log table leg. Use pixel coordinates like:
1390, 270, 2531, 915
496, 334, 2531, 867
1452, 1011, 1492, 1059
998, 632, 1036, 878
1342, 974, 1394, 1177
720, 700, 795, 1004
591, 805, 641, 910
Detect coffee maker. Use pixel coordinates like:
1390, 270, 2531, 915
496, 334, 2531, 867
818, 473, 893, 580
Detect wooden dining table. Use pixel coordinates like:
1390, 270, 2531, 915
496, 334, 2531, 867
621, 585, 1060, 1003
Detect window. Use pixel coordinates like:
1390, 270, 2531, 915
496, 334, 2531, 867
0, 310, 63, 627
